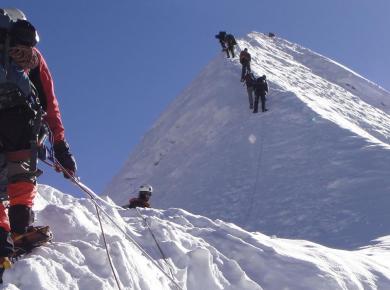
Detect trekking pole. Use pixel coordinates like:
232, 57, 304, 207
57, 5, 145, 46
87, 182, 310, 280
135, 208, 176, 279
43, 159, 184, 290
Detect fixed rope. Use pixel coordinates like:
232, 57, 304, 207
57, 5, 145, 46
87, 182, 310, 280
93, 202, 122, 290
245, 103, 268, 222
44, 159, 183, 290
42, 159, 122, 290
135, 208, 176, 279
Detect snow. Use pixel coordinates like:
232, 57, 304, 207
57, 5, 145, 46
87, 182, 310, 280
2, 185, 390, 289
3, 185, 174, 290
106, 32, 390, 249
3, 32, 390, 289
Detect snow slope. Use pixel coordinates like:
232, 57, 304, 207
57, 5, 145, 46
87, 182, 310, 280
2, 184, 390, 290
107, 32, 390, 249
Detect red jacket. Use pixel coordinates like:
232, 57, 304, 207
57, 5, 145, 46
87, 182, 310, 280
128, 197, 150, 209
239, 50, 251, 64
29, 48, 65, 143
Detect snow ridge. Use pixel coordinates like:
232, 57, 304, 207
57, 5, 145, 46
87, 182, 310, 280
106, 32, 390, 249
3, 185, 390, 290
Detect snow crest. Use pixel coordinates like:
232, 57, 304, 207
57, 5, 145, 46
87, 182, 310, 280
106, 32, 390, 249
3, 185, 390, 290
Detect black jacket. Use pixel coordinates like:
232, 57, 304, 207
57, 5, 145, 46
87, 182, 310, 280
244, 73, 256, 88
254, 77, 268, 96
215, 31, 227, 41
225, 34, 237, 46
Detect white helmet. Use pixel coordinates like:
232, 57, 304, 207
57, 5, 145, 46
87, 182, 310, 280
3, 8, 26, 21
139, 184, 153, 194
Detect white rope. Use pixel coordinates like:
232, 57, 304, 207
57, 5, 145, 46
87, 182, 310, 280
49, 161, 184, 290
76, 180, 184, 290
245, 102, 268, 222
135, 208, 176, 280
93, 202, 123, 290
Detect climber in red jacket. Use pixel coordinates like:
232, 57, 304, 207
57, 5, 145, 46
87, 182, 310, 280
0, 8, 76, 263
126, 185, 153, 209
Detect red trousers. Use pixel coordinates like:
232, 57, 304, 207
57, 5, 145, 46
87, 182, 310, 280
0, 107, 38, 233
0, 151, 37, 232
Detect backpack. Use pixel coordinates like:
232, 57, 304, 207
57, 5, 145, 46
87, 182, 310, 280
226, 34, 237, 45
245, 72, 256, 87
0, 11, 36, 110
215, 31, 226, 41
255, 77, 268, 95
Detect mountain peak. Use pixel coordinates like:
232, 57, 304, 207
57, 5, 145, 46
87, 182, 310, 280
107, 32, 390, 248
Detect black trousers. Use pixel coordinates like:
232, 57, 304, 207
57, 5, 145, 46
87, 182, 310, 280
0, 106, 34, 153
0, 106, 38, 256
254, 93, 266, 112
226, 45, 235, 58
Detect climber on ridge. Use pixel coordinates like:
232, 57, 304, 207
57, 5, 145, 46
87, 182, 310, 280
253, 75, 269, 113
224, 33, 237, 58
0, 8, 76, 269
243, 72, 256, 110
125, 184, 153, 209
240, 48, 251, 82
215, 31, 227, 52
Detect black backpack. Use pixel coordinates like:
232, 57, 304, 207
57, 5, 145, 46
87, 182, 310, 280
215, 31, 226, 40
255, 77, 268, 94
226, 34, 237, 45
0, 10, 38, 110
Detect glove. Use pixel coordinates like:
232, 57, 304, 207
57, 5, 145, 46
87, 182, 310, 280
53, 140, 77, 179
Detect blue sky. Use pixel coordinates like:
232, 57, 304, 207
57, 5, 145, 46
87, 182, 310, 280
3, 1, 389, 197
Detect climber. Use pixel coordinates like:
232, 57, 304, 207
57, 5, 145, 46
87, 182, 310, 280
224, 33, 237, 58
0, 8, 76, 268
244, 72, 256, 110
240, 48, 251, 81
215, 31, 227, 51
253, 75, 269, 113
126, 184, 153, 209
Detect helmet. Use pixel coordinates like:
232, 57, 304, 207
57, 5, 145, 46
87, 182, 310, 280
2, 8, 26, 21
262, 75, 267, 79
10, 19, 39, 46
1, 8, 39, 46
139, 184, 153, 195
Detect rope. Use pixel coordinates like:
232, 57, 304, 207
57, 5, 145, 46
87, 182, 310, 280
64, 177, 125, 211
94, 202, 122, 290
135, 208, 176, 279
44, 160, 184, 290
245, 107, 268, 223
42, 161, 122, 290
